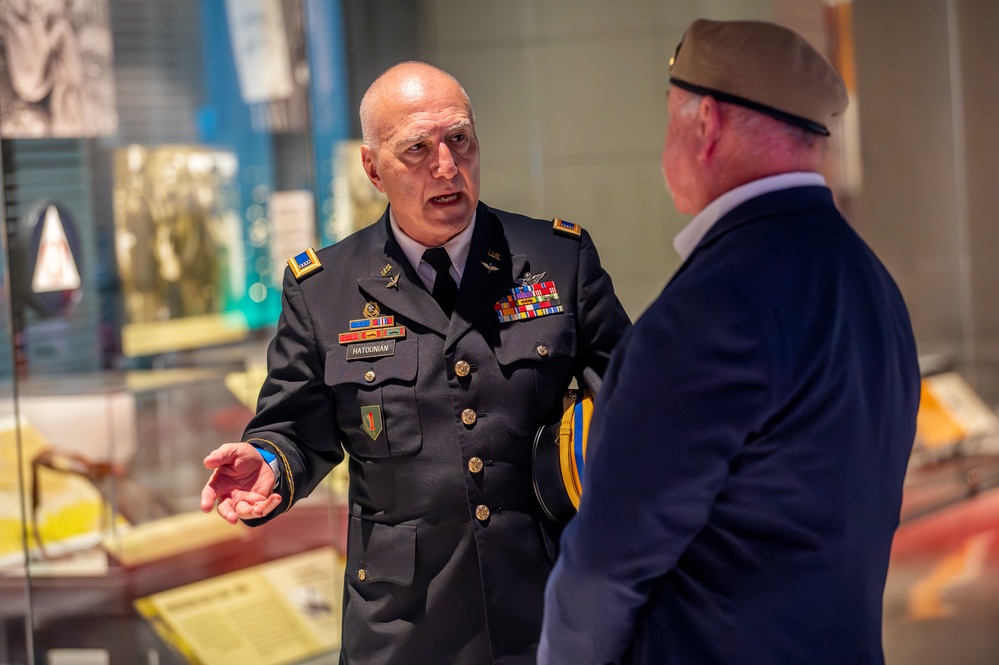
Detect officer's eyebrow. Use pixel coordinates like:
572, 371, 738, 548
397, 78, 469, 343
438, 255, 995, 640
396, 132, 431, 148
395, 121, 473, 148
447, 120, 473, 134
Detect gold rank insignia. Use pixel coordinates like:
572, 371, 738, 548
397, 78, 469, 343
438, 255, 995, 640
552, 218, 582, 238
288, 248, 322, 280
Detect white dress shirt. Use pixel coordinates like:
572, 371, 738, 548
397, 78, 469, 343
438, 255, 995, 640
390, 209, 476, 290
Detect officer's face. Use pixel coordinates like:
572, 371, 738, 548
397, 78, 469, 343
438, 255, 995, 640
361, 75, 480, 247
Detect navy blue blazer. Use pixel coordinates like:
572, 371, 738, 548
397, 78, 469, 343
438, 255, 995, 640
242, 203, 630, 664
540, 186, 920, 665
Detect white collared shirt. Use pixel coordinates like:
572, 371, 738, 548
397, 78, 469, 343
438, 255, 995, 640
389, 209, 477, 291
672, 172, 828, 262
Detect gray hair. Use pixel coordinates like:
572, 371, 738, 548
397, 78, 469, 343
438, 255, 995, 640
673, 90, 823, 159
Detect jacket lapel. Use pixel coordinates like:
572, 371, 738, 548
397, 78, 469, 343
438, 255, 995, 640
354, 205, 529, 345
446, 205, 526, 351
356, 211, 450, 336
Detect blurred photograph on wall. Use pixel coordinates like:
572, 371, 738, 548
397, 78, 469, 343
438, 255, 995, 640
0, 0, 118, 138
112, 145, 248, 356
331, 139, 387, 242
224, 0, 309, 133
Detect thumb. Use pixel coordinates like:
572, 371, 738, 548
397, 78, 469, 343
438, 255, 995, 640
203, 442, 240, 470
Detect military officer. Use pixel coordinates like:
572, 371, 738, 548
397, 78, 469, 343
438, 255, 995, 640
201, 61, 630, 664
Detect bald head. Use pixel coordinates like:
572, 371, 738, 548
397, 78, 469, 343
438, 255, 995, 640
357, 61, 481, 247
360, 62, 474, 148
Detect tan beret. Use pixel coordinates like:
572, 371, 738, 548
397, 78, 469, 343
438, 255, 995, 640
669, 19, 848, 136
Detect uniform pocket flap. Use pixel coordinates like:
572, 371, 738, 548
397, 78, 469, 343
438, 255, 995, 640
327, 338, 419, 387
348, 515, 416, 587
494, 313, 576, 366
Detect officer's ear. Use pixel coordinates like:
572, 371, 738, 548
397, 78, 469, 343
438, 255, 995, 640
360, 145, 386, 193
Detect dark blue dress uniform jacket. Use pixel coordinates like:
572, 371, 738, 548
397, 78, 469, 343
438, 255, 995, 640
540, 186, 921, 665
242, 202, 630, 664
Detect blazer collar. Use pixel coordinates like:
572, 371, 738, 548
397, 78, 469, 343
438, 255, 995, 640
696, 185, 835, 253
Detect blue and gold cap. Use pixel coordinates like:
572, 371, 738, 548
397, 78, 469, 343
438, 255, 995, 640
532, 370, 601, 523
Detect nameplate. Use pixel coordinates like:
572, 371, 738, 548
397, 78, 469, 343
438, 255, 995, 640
346, 340, 396, 360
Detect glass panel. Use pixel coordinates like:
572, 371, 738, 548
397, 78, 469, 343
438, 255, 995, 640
0, 155, 33, 665
0, 1, 350, 662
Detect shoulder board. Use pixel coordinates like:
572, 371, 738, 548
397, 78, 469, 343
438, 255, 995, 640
288, 247, 322, 280
552, 218, 582, 239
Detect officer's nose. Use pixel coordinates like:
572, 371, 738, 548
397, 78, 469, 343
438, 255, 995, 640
434, 142, 458, 178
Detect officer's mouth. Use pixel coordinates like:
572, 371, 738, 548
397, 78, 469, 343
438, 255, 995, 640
430, 192, 461, 205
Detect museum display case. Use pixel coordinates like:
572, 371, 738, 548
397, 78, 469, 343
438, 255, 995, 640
0, 0, 354, 663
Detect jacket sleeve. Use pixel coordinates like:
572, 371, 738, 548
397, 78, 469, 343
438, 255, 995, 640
539, 280, 770, 664
575, 228, 631, 380
241, 267, 346, 524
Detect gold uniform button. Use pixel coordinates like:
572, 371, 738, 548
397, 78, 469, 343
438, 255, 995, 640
475, 504, 490, 521
364, 370, 375, 382
468, 456, 484, 474
461, 408, 477, 426
358, 568, 366, 581
454, 360, 471, 377
536, 344, 549, 357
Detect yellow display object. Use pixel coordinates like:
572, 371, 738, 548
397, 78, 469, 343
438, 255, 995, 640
135, 546, 344, 665
915, 373, 999, 451
0, 418, 120, 568
223, 363, 269, 411
915, 382, 965, 450
103, 510, 248, 568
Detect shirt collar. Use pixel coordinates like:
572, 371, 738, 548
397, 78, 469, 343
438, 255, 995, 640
672, 172, 828, 261
389, 208, 476, 288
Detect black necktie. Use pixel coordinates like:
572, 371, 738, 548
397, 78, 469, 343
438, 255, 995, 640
422, 247, 458, 317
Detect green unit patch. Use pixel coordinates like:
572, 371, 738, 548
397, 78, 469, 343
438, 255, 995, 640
361, 405, 383, 441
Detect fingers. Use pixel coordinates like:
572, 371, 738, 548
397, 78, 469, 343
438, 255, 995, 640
210, 493, 282, 524
200, 477, 219, 513
234, 493, 282, 520
256, 493, 282, 517
215, 498, 241, 525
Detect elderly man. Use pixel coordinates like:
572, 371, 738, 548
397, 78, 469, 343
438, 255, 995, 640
201, 61, 630, 664
539, 19, 920, 665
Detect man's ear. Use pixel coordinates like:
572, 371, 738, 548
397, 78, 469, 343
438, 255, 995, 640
696, 96, 723, 163
360, 145, 386, 193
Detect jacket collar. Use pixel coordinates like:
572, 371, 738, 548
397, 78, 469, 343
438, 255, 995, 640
693, 183, 836, 257
674, 172, 828, 261
356, 203, 526, 348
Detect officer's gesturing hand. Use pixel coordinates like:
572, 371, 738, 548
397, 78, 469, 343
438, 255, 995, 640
200, 442, 281, 524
